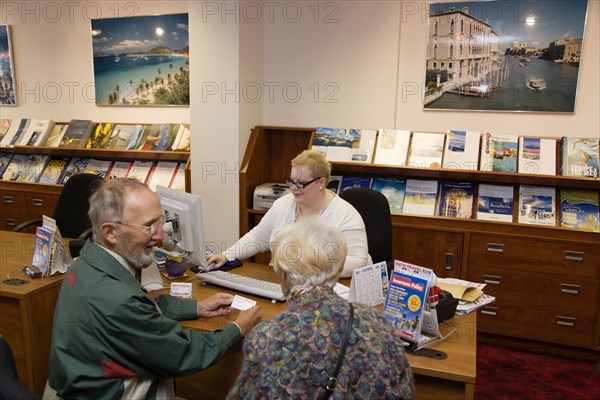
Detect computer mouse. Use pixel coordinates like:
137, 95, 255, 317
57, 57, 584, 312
220, 259, 244, 271
190, 259, 243, 273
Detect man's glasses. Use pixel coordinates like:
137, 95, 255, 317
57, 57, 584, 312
285, 176, 322, 189
115, 216, 165, 235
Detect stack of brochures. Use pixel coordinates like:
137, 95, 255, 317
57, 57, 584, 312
436, 277, 496, 315
31, 215, 73, 276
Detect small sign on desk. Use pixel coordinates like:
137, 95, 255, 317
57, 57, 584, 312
170, 282, 193, 298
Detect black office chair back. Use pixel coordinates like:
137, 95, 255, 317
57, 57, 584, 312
53, 173, 103, 239
0, 338, 38, 400
339, 188, 393, 265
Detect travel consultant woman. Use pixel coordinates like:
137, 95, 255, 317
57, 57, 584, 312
207, 149, 371, 278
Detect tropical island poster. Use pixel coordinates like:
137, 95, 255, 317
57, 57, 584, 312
91, 13, 189, 106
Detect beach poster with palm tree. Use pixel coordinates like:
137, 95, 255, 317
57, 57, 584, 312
91, 13, 189, 106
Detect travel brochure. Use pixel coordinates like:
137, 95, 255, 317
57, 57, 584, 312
0, 118, 189, 152
31, 215, 72, 276
347, 261, 389, 307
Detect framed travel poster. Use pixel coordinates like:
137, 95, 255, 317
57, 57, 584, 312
0, 24, 17, 106
423, 0, 588, 112
91, 13, 189, 106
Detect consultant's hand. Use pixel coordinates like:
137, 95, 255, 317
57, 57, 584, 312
206, 252, 228, 269
234, 305, 261, 336
197, 293, 234, 318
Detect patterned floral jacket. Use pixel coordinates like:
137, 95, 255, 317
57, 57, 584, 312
228, 286, 414, 399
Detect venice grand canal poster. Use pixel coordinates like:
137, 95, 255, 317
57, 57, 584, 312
423, 0, 588, 113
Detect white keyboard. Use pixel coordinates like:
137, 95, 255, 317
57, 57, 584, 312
197, 270, 286, 302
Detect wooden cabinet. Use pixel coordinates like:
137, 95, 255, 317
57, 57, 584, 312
467, 233, 599, 347
0, 183, 60, 232
239, 126, 600, 351
0, 231, 64, 396
392, 224, 464, 279
0, 145, 190, 232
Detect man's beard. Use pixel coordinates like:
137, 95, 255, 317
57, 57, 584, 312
118, 242, 156, 270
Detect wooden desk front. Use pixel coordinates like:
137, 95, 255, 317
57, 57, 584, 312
0, 230, 64, 396
160, 263, 476, 400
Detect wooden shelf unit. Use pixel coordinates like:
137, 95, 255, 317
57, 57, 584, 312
240, 126, 600, 351
0, 146, 190, 232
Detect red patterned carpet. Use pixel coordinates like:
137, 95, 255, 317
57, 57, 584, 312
475, 343, 600, 400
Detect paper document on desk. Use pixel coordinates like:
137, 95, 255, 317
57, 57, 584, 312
456, 293, 496, 315
437, 278, 485, 302
334, 282, 350, 300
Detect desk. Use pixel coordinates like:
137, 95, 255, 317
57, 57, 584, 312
0, 230, 64, 396
158, 263, 476, 400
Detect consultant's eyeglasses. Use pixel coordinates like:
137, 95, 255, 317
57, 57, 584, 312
115, 216, 165, 235
285, 176, 322, 189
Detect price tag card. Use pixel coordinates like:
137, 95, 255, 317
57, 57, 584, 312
170, 282, 193, 298
231, 295, 256, 310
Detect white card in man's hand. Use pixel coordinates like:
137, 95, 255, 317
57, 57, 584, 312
231, 295, 256, 310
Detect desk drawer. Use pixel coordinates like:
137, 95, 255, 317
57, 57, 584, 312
477, 300, 595, 347
0, 190, 24, 228
0, 212, 23, 230
23, 192, 58, 219
469, 234, 600, 278
468, 267, 599, 313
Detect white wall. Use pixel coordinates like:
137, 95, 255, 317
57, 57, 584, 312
262, 1, 401, 128
395, 0, 600, 137
259, 0, 600, 137
2, 0, 599, 248
0, 0, 189, 123
189, 2, 263, 252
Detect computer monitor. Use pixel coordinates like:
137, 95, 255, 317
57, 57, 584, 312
156, 185, 207, 267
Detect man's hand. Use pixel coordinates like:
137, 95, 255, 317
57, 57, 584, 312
234, 305, 262, 336
197, 293, 234, 318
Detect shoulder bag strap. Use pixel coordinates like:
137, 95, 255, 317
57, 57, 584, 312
318, 303, 354, 400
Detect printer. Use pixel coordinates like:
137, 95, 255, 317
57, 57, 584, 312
253, 183, 292, 210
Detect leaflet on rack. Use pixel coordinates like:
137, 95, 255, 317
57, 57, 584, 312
393, 260, 440, 340
382, 260, 442, 343
348, 261, 388, 306
40, 215, 73, 275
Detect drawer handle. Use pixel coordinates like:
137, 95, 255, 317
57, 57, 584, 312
3, 195, 13, 204
444, 253, 454, 270
5, 218, 16, 226
483, 275, 502, 286
564, 251, 584, 262
560, 284, 580, 295
556, 316, 576, 327
481, 306, 497, 316
32, 198, 43, 207
486, 243, 505, 253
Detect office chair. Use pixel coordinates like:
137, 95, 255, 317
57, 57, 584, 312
339, 188, 393, 268
0, 337, 38, 400
12, 173, 103, 257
